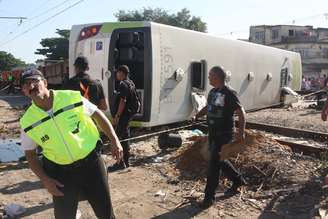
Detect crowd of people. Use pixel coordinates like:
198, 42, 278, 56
301, 74, 328, 91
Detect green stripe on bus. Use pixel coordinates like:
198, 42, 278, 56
100, 22, 145, 33
106, 114, 143, 127
129, 120, 143, 127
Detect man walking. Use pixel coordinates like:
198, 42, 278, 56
20, 69, 122, 218
195, 66, 246, 208
108, 65, 138, 171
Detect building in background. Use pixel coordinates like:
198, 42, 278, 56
249, 25, 328, 79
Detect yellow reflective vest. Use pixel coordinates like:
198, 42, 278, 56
20, 90, 100, 165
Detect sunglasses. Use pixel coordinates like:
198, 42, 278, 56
22, 78, 42, 87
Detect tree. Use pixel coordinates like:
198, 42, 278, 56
35, 29, 70, 60
115, 8, 207, 33
0, 51, 26, 71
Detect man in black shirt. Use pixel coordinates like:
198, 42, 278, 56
195, 66, 246, 208
63, 56, 108, 111
108, 65, 135, 171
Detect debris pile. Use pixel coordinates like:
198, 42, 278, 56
171, 130, 322, 190
172, 136, 208, 179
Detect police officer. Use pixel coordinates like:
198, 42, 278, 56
195, 66, 246, 208
63, 56, 108, 111
20, 69, 122, 219
108, 65, 136, 171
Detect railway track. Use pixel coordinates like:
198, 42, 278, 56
244, 121, 328, 158
126, 120, 328, 159
275, 139, 326, 157
245, 121, 328, 142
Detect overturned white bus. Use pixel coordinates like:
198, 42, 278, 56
69, 21, 302, 127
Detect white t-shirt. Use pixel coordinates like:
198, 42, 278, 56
20, 97, 98, 151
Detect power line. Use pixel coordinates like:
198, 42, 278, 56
28, 0, 54, 16
29, 0, 74, 21
289, 13, 324, 26
0, 0, 85, 48
218, 12, 328, 37
0, 0, 73, 42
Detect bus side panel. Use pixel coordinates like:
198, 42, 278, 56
153, 24, 301, 126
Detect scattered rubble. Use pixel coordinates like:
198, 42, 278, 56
0, 139, 24, 163
3, 203, 26, 218
162, 129, 328, 217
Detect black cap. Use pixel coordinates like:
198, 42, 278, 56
21, 69, 44, 83
74, 56, 89, 69
117, 65, 130, 75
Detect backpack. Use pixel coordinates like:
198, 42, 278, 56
63, 74, 102, 106
79, 81, 90, 99
123, 79, 141, 115
80, 79, 105, 106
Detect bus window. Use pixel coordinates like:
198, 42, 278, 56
191, 60, 206, 90
280, 68, 288, 87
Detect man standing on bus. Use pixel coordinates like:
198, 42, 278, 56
194, 66, 246, 209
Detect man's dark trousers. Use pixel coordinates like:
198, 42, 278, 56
116, 114, 131, 166
43, 151, 116, 219
204, 133, 242, 200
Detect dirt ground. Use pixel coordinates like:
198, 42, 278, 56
247, 104, 328, 134
1, 93, 328, 219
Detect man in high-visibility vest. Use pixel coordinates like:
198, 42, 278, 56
20, 69, 123, 219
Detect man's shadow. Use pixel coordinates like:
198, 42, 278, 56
151, 202, 203, 219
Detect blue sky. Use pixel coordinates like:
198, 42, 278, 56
0, 0, 327, 63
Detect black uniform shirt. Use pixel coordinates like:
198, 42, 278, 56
207, 85, 241, 134
62, 73, 105, 107
113, 79, 132, 116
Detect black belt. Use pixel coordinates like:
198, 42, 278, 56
43, 149, 99, 171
